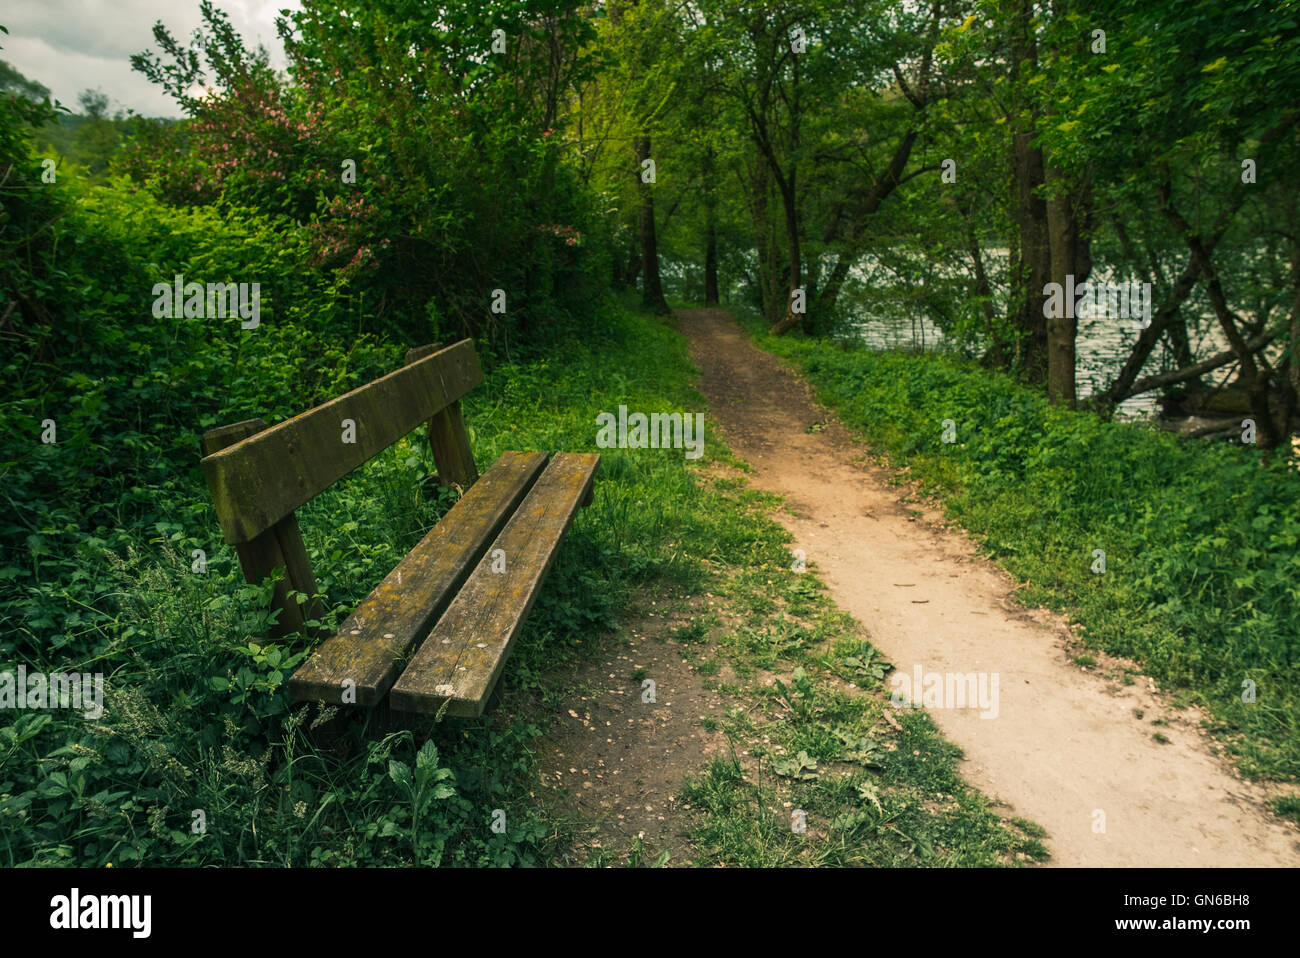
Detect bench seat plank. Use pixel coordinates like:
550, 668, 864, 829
286, 450, 549, 707
389, 452, 600, 717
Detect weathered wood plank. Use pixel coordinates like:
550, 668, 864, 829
271, 511, 323, 633
403, 344, 479, 490
201, 419, 268, 458
404, 343, 443, 365
200, 339, 483, 544
389, 452, 600, 717
203, 418, 314, 636
286, 450, 549, 707
426, 401, 478, 490
233, 526, 305, 637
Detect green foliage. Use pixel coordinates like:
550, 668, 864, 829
0, 262, 777, 866
0, 23, 600, 860
0, 56, 50, 102
122, 0, 604, 348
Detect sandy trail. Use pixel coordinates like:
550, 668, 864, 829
678, 307, 1300, 867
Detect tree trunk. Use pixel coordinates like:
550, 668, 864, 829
1122, 332, 1271, 398
965, 219, 996, 324
813, 128, 922, 325
1092, 250, 1203, 411
626, 237, 641, 289
1112, 214, 1194, 369
612, 229, 639, 290
635, 134, 670, 314
703, 147, 719, 306
1290, 246, 1300, 422
1274, 244, 1300, 445
815, 255, 851, 323
1159, 189, 1281, 447
769, 168, 803, 335
1008, 0, 1050, 384
704, 223, 719, 306
1045, 164, 1091, 407
747, 162, 781, 326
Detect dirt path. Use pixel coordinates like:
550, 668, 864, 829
522, 594, 733, 866
677, 307, 1300, 867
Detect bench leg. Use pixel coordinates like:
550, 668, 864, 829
427, 400, 478, 491
203, 420, 322, 638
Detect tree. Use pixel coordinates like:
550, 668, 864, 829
0, 59, 49, 101
1039, 0, 1300, 445
77, 89, 109, 119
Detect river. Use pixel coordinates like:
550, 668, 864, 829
665, 253, 1237, 423
843, 254, 1235, 422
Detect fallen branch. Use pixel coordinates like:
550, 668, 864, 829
1119, 332, 1272, 399
1186, 419, 1245, 439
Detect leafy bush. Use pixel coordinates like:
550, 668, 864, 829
123, 0, 605, 350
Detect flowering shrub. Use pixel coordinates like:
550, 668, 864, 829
538, 223, 584, 247
122, 0, 602, 347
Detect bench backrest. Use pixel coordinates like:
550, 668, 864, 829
199, 339, 483, 635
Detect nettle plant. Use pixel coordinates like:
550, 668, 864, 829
383, 738, 457, 865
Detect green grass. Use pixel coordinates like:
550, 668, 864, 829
3, 293, 1058, 866
669, 561, 1047, 867
0, 296, 756, 866
1272, 795, 1300, 826
739, 305, 1300, 785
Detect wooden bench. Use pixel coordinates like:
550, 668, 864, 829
198, 339, 599, 717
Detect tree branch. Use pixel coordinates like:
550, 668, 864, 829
1120, 332, 1272, 399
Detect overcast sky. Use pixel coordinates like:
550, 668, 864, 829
2, 1, 299, 117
